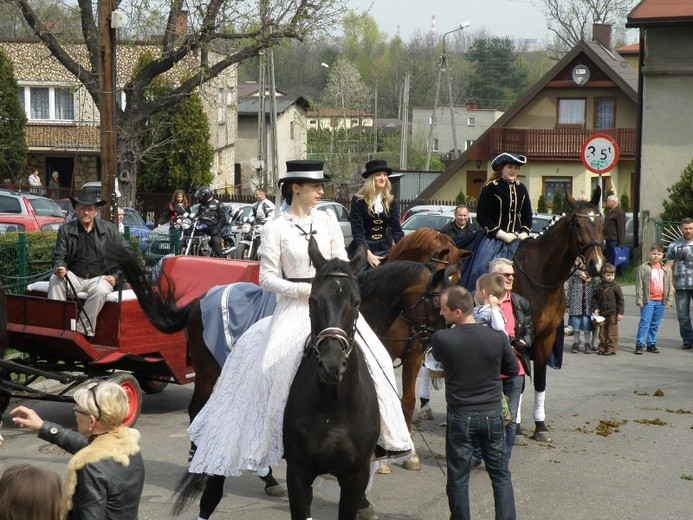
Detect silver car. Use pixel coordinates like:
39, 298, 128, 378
317, 200, 352, 247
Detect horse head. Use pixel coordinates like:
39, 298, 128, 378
564, 186, 605, 277
307, 237, 364, 384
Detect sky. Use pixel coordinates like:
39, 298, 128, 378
349, 0, 552, 43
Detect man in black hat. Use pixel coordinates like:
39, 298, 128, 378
47, 192, 131, 338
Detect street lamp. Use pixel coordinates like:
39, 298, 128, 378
425, 21, 471, 171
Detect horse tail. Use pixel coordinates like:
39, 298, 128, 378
107, 243, 192, 333
171, 471, 208, 516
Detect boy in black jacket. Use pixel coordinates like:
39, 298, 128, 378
591, 263, 625, 355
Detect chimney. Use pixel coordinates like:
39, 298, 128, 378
592, 22, 612, 49
175, 10, 188, 36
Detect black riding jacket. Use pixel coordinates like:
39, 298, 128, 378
195, 199, 226, 234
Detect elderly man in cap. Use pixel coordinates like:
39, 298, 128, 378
48, 192, 131, 338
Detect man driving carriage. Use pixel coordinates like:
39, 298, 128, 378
47, 192, 131, 338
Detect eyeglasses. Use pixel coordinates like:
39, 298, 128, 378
501, 273, 515, 279
89, 385, 102, 420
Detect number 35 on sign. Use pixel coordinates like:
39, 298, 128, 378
581, 134, 620, 175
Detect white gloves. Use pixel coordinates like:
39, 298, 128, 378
495, 230, 517, 244
517, 232, 529, 240
296, 282, 312, 299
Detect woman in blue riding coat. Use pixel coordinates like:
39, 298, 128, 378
348, 159, 404, 268
467, 152, 533, 290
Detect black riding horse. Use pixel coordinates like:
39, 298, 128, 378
283, 237, 378, 520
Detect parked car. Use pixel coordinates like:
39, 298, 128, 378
317, 200, 352, 247
530, 213, 558, 238
0, 189, 65, 232
401, 204, 456, 223
401, 211, 455, 235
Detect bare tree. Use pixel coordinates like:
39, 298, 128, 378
536, 0, 635, 57
7, 0, 347, 202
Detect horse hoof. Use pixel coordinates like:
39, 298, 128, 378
417, 406, 433, 421
402, 453, 422, 471
531, 431, 552, 443
358, 505, 379, 520
264, 484, 286, 497
375, 464, 392, 474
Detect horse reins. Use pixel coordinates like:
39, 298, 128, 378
511, 211, 604, 290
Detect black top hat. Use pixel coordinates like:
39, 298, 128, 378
278, 160, 331, 185
361, 159, 393, 178
491, 152, 527, 171
70, 192, 107, 208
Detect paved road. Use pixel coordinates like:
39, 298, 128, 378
2, 284, 691, 519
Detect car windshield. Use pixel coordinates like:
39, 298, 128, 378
402, 214, 451, 231
29, 197, 65, 218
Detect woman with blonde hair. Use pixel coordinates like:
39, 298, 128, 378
0, 464, 63, 520
10, 381, 144, 520
347, 159, 404, 267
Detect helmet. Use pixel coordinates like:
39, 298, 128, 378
195, 187, 213, 203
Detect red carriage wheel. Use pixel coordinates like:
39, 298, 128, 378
108, 372, 142, 427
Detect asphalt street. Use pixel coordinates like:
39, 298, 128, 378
1, 283, 691, 519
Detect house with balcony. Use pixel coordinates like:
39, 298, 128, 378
419, 24, 638, 209
411, 104, 503, 161
234, 82, 309, 194
0, 38, 236, 194
627, 0, 693, 218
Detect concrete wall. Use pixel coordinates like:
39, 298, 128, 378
639, 26, 693, 217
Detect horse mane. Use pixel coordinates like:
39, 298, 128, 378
388, 228, 466, 264
359, 260, 429, 301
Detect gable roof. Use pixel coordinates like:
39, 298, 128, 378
419, 40, 638, 199
627, 0, 693, 26
237, 82, 288, 99
237, 96, 308, 116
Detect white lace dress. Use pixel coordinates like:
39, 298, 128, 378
188, 209, 413, 477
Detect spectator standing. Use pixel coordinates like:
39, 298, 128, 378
158, 190, 190, 226
0, 464, 63, 520
592, 263, 625, 355
441, 204, 480, 242
635, 244, 673, 354
251, 188, 275, 224
431, 285, 518, 520
48, 171, 60, 198
665, 217, 693, 349
10, 382, 145, 520
603, 194, 626, 274
565, 264, 599, 353
28, 169, 43, 194
489, 258, 533, 450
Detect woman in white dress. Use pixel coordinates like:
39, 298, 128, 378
188, 160, 413, 478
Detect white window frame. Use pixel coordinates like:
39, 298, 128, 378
467, 117, 475, 126
217, 88, 225, 124
20, 86, 75, 122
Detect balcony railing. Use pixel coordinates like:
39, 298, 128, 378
489, 128, 636, 159
25, 121, 100, 151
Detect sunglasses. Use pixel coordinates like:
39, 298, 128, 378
501, 273, 515, 279
74, 385, 102, 419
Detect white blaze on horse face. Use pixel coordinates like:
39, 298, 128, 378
586, 210, 597, 222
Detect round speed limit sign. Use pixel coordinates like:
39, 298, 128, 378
581, 134, 619, 175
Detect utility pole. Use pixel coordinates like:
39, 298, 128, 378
373, 81, 378, 156
399, 74, 410, 170
267, 48, 279, 188
98, 0, 117, 221
424, 22, 471, 171
258, 51, 267, 189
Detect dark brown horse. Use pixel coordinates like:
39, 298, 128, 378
512, 189, 604, 441
377, 228, 469, 470
108, 245, 452, 518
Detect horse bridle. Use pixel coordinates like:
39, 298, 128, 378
512, 210, 604, 289
309, 271, 360, 360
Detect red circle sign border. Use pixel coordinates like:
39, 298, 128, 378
581, 134, 620, 175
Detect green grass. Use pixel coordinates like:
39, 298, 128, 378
617, 263, 637, 285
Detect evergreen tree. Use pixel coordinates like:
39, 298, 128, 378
661, 157, 693, 221
537, 194, 547, 213
552, 190, 564, 214
0, 48, 27, 184
619, 193, 630, 212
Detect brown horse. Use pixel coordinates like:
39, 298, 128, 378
108, 245, 453, 518
511, 189, 604, 441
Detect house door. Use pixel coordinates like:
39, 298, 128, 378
45, 157, 74, 191
466, 171, 487, 199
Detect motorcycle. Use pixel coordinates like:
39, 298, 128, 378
234, 215, 262, 260
176, 211, 236, 258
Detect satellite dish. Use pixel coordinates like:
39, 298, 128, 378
572, 65, 590, 86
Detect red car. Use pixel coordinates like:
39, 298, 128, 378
0, 189, 65, 233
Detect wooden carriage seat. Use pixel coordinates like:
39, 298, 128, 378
158, 256, 260, 306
